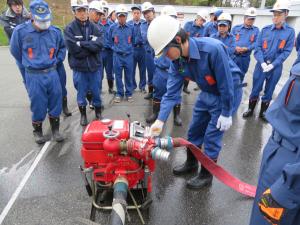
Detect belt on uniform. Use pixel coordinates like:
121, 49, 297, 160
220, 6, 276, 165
272, 130, 298, 152
25, 65, 57, 74
134, 44, 143, 48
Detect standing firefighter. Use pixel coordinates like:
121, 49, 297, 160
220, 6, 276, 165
98, 0, 115, 95
109, 4, 135, 103
203, 8, 223, 37
148, 16, 242, 189
0, 0, 30, 40
141, 2, 156, 100
249, 62, 300, 225
183, 9, 208, 94
128, 5, 147, 92
146, 5, 182, 126
243, 1, 295, 121
64, 0, 103, 126
232, 7, 259, 81
10, 0, 65, 144
211, 12, 236, 60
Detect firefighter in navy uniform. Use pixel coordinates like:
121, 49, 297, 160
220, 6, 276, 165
249, 62, 300, 225
232, 7, 259, 81
128, 5, 146, 92
64, 0, 103, 126
10, 0, 65, 144
243, 1, 295, 121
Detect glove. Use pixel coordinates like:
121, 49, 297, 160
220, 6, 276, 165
261, 62, 268, 71
76, 41, 81, 47
264, 64, 274, 73
216, 115, 232, 131
258, 189, 285, 224
91, 35, 98, 41
150, 120, 164, 137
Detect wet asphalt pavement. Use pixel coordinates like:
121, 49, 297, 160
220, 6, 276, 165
0, 46, 298, 225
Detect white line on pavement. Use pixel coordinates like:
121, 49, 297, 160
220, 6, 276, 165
0, 141, 51, 225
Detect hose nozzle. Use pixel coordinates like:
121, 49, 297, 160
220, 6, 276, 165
151, 147, 170, 161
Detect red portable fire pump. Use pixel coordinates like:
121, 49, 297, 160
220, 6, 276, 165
79, 119, 173, 225
79, 119, 257, 225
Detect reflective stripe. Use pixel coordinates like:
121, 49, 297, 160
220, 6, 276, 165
28, 48, 33, 59
49, 48, 55, 59
263, 40, 268, 49
279, 40, 286, 49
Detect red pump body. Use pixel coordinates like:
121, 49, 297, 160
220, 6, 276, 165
81, 119, 155, 190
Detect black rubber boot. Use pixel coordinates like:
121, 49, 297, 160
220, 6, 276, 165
242, 99, 258, 118
79, 106, 88, 126
32, 122, 48, 144
173, 104, 182, 126
183, 80, 190, 94
259, 101, 270, 122
86, 91, 94, 110
144, 85, 153, 100
186, 161, 216, 190
49, 117, 64, 142
62, 96, 72, 117
173, 149, 198, 175
95, 106, 103, 120
108, 80, 116, 94
146, 99, 160, 124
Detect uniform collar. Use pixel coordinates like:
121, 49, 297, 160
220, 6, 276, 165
243, 24, 254, 29
271, 22, 287, 30
133, 19, 141, 25
117, 23, 128, 28
188, 38, 200, 60
216, 31, 229, 38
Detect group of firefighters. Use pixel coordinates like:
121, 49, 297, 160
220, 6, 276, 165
1, 0, 300, 224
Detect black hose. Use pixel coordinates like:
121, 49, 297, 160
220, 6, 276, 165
110, 177, 128, 225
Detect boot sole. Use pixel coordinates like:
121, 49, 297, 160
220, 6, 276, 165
186, 180, 212, 190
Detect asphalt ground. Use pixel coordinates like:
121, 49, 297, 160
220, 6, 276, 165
0, 46, 298, 225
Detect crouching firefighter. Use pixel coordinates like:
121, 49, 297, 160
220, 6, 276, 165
148, 16, 243, 189
64, 0, 103, 126
10, 0, 65, 144
249, 63, 300, 225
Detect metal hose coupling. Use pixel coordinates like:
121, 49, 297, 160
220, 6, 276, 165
155, 136, 173, 150
151, 147, 170, 161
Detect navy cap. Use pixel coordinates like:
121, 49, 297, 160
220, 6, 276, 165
30, 0, 51, 22
214, 9, 223, 17
218, 20, 229, 26
131, 5, 141, 11
291, 62, 300, 76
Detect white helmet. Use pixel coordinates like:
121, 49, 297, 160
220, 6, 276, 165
116, 4, 128, 16
245, 7, 257, 17
160, 5, 177, 17
99, 0, 109, 10
89, 1, 104, 14
197, 9, 209, 21
217, 12, 232, 22
141, 2, 154, 13
270, 0, 290, 12
147, 15, 180, 56
209, 6, 219, 14
71, 0, 89, 9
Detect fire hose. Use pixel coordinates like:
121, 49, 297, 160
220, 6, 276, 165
156, 137, 257, 198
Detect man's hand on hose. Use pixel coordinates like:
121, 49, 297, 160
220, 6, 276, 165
258, 188, 285, 225
150, 120, 164, 137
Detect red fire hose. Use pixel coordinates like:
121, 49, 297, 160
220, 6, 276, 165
172, 138, 257, 198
